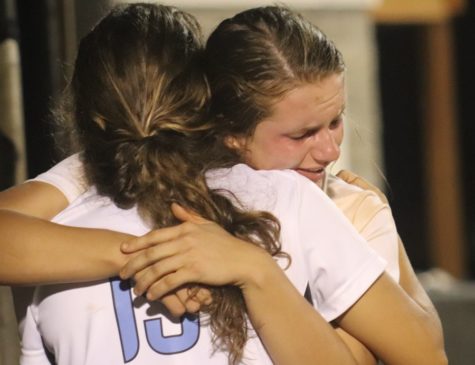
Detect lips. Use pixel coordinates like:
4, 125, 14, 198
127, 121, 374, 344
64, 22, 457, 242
297, 167, 324, 174
294, 167, 326, 184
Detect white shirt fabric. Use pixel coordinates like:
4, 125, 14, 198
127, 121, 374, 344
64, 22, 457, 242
32, 155, 86, 204
22, 158, 386, 364
34, 155, 400, 282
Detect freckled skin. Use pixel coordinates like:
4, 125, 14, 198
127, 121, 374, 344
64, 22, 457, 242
235, 73, 345, 188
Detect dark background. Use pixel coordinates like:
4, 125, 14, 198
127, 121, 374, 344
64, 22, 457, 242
377, 6, 475, 276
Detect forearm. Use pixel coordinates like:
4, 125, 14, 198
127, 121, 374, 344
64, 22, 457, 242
0, 181, 69, 219
334, 328, 377, 365
0, 209, 131, 285
397, 237, 444, 336
337, 274, 447, 365
241, 253, 358, 365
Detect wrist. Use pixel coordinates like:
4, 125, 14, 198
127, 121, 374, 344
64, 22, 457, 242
238, 245, 282, 293
78, 227, 133, 276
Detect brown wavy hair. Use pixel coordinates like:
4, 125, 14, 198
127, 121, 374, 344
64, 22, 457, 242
204, 5, 346, 150
58, 3, 283, 364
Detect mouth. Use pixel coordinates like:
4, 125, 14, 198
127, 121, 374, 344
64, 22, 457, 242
294, 167, 326, 184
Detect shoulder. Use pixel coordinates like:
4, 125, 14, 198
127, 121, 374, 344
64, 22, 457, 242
31, 153, 87, 203
206, 164, 328, 211
206, 164, 307, 190
326, 174, 389, 231
52, 189, 149, 236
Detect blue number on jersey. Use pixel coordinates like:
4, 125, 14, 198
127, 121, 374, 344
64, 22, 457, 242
111, 279, 140, 362
110, 278, 200, 362
145, 313, 199, 354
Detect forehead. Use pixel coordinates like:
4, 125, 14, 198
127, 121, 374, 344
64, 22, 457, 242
267, 74, 346, 124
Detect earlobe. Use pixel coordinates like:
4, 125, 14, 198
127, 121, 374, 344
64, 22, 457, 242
224, 135, 245, 151
93, 116, 106, 130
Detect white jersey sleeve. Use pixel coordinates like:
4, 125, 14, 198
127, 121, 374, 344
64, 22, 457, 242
30, 154, 86, 203
19, 305, 51, 365
207, 165, 386, 321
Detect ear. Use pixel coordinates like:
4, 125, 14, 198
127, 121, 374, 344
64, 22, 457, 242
93, 115, 106, 130
224, 135, 246, 151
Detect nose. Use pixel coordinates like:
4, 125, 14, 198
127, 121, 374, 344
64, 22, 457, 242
309, 129, 340, 164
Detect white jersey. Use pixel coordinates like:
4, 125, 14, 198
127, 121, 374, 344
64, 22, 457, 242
22, 160, 386, 364
34, 155, 400, 283
32, 154, 87, 204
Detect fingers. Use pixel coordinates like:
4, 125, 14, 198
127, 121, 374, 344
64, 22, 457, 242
120, 221, 215, 281
176, 287, 201, 313
148, 286, 212, 318
121, 224, 186, 254
336, 170, 361, 187
171, 203, 207, 224
182, 286, 213, 308
336, 169, 373, 191
120, 241, 178, 280
336, 169, 388, 204
129, 254, 185, 296
156, 288, 209, 317
145, 270, 198, 301
194, 287, 213, 306
160, 293, 187, 318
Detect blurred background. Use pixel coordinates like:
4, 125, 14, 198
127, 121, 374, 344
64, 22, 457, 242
0, 0, 474, 363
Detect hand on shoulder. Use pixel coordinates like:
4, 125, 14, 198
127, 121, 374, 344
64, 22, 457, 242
336, 170, 389, 205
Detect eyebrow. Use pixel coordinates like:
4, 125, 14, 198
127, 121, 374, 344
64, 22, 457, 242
290, 106, 346, 135
338, 105, 347, 116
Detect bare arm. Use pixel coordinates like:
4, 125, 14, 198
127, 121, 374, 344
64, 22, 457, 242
337, 273, 447, 365
0, 181, 69, 219
120, 208, 360, 365
120, 205, 447, 365
242, 247, 360, 365
0, 181, 130, 285
0, 181, 210, 316
397, 235, 443, 335
336, 170, 443, 333
250, 268, 447, 365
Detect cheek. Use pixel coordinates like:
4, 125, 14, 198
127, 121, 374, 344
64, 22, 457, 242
248, 137, 306, 169
335, 124, 344, 147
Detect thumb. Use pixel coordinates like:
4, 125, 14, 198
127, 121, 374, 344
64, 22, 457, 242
336, 170, 389, 204
171, 202, 207, 224
336, 169, 358, 184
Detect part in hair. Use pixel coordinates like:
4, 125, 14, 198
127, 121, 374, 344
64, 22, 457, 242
205, 5, 345, 145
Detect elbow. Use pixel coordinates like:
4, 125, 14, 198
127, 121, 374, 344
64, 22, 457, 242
401, 351, 448, 365
403, 331, 448, 365
435, 350, 449, 365
432, 326, 449, 365
419, 311, 448, 365
427, 331, 449, 365
420, 348, 448, 365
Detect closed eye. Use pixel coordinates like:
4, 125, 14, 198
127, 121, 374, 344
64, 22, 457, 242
329, 118, 342, 130
288, 129, 318, 141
